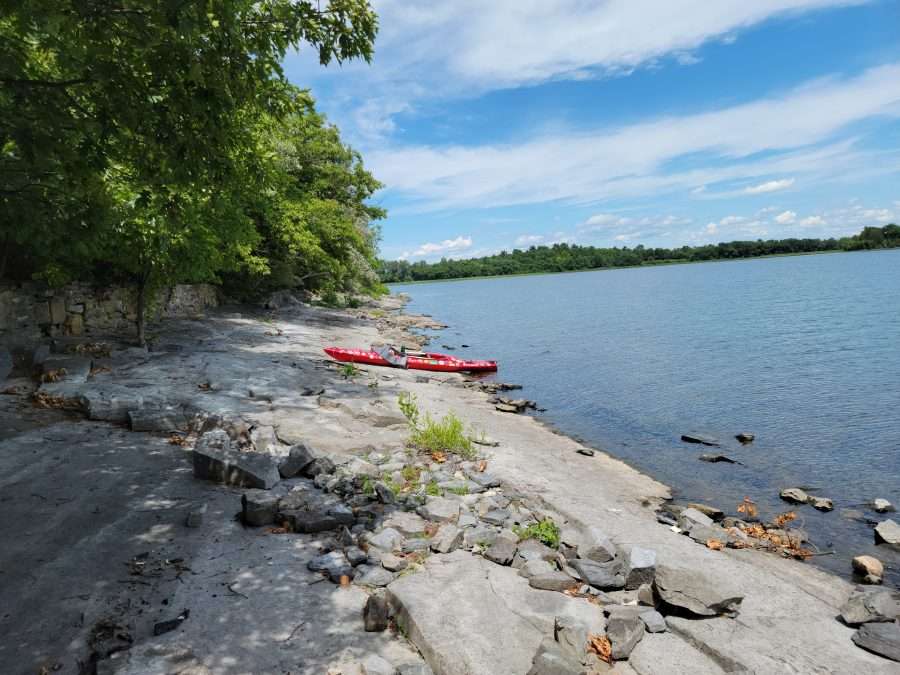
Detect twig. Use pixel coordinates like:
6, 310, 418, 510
226, 583, 248, 599
281, 622, 306, 643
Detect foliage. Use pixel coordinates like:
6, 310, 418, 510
425, 480, 442, 497
379, 225, 900, 283
340, 362, 361, 379
513, 518, 561, 549
1, 0, 381, 342
446, 485, 469, 496
410, 411, 475, 459
398, 392, 420, 427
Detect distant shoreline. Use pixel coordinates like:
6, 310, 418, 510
388, 245, 898, 286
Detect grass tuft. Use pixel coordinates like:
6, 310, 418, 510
514, 518, 561, 549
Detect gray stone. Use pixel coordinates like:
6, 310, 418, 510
361, 654, 396, 675
467, 472, 502, 489
417, 497, 460, 523
284, 510, 342, 534
513, 538, 558, 568
780, 487, 809, 504
0, 346, 11, 380
677, 507, 714, 532
607, 614, 644, 659
192, 430, 280, 489
553, 615, 598, 665
852, 555, 884, 584
375, 482, 396, 504
578, 528, 617, 563
840, 588, 900, 626
875, 519, 900, 546
431, 524, 463, 554
873, 498, 895, 513
402, 538, 432, 554
345, 457, 382, 477
242, 489, 280, 526
457, 513, 478, 528
308, 551, 353, 580
527, 641, 586, 675
519, 559, 556, 579
381, 553, 408, 572
529, 571, 579, 592
249, 425, 277, 453
686, 503, 725, 521
573, 559, 625, 590
364, 592, 390, 632
383, 510, 428, 536
735, 433, 755, 443
129, 407, 193, 432
464, 526, 498, 550
484, 534, 518, 565
624, 546, 656, 590
639, 609, 667, 633
653, 565, 744, 617
481, 508, 511, 526
637, 583, 655, 606
354, 566, 395, 588
346, 546, 368, 566
185, 503, 207, 528
852, 621, 900, 662
686, 522, 731, 546
328, 503, 356, 525
304, 455, 336, 478
808, 496, 834, 512
278, 443, 319, 478
368, 527, 405, 552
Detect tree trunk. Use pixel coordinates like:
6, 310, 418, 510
136, 276, 147, 347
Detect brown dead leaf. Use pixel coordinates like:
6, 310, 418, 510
31, 391, 80, 410
423, 523, 440, 538
476, 460, 487, 473
736, 496, 758, 519
773, 511, 797, 528
167, 434, 188, 447
706, 539, 725, 551
70, 342, 112, 358
430, 450, 447, 463
588, 633, 613, 664
89, 365, 111, 378
41, 368, 67, 383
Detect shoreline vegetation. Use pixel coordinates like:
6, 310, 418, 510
379, 224, 900, 283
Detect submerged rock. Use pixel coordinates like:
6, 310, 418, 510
735, 433, 755, 444
698, 454, 740, 464
808, 496, 834, 512
873, 498, 895, 513
681, 433, 720, 446
779, 487, 809, 505
852, 555, 884, 585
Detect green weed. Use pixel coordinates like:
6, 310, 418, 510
425, 480, 442, 497
340, 362, 361, 379
514, 518, 561, 549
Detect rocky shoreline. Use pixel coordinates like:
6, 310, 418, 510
0, 293, 898, 673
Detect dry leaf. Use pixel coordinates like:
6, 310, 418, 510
476, 460, 487, 473
167, 434, 188, 447
736, 496, 758, 519
773, 511, 797, 528
706, 539, 725, 551
430, 450, 447, 463
41, 368, 67, 383
588, 633, 613, 664
89, 365, 111, 378
31, 391, 80, 410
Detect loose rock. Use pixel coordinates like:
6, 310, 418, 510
184, 503, 207, 528
578, 528, 617, 563
779, 487, 809, 505
354, 565, 395, 588
653, 565, 744, 617
852, 555, 884, 584
363, 592, 390, 632
624, 546, 656, 590
839, 587, 900, 625
874, 519, 900, 546
873, 498, 895, 513
193, 430, 280, 489
808, 496, 834, 512
383, 511, 428, 537
639, 609, 667, 633
851, 621, 900, 662
484, 534, 518, 565
417, 497, 461, 523
430, 524, 463, 554
242, 490, 280, 526
529, 571, 579, 592
367, 527, 405, 552
573, 559, 625, 590
278, 443, 319, 478
607, 613, 644, 659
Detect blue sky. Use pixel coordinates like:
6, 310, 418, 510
284, 1, 900, 261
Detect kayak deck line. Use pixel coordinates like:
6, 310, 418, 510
324, 346, 498, 373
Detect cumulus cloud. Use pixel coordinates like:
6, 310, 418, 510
775, 210, 798, 224
744, 178, 795, 194
515, 234, 545, 246
719, 215, 746, 226
370, 63, 900, 212
401, 235, 473, 260
800, 215, 826, 226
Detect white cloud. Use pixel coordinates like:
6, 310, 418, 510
744, 178, 795, 194
401, 235, 473, 260
800, 215, 826, 226
860, 208, 894, 222
515, 234, 545, 246
719, 215, 746, 226
705, 222, 719, 235
775, 210, 798, 224
370, 63, 900, 211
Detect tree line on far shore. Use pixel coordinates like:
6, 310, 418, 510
379, 225, 900, 283
2, 1, 383, 343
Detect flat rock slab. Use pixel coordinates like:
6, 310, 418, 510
852, 621, 900, 662
388, 550, 605, 675
874, 519, 900, 546
628, 631, 726, 674
193, 430, 280, 489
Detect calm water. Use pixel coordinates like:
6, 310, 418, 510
392, 249, 900, 583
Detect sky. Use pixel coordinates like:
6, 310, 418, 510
283, 1, 900, 262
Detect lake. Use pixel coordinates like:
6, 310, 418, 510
392, 249, 900, 583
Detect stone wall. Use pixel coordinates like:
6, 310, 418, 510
0, 282, 220, 341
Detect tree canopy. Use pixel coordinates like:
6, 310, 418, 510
1, 0, 382, 341
379, 225, 900, 283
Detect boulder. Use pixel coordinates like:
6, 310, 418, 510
639, 609, 667, 633
519, 560, 556, 580
381, 553, 408, 572
241, 489, 281, 526
840, 588, 900, 626
607, 613, 644, 660
193, 430, 280, 489
417, 497, 460, 523
354, 565, 395, 588
852, 555, 884, 584
464, 526, 498, 550
383, 510, 428, 537
686, 503, 725, 521
364, 592, 390, 632
735, 433, 755, 443
624, 547, 656, 589
367, 527, 405, 552
808, 496, 834, 512
578, 528, 617, 563
779, 488, 809, 504
430, 524, 463, 554
484, 533, 518, 565
851, 621, 900, 663
554, 615, 600, 666
481, 509, 511, 526
529, 571, 579, 592
573, 559, 625, 590
513, 538, 558, 569
653, 565, 744, 618
527, 638, 587, 675
681, 433, 720, 446
278, 443, 319, 478
873, 499, 895, 513
875, 519, 900, 546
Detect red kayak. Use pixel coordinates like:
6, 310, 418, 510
324, 347, 498, 373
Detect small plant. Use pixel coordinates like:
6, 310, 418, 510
361, 476, 375, 496
447, 485, 469, 496
401, 465, 421, 484
410, 411, 475, 459
398, 391, 420, 427
340, 363, 361, 379
425, 480, 442, 497
514, 518, 561, 549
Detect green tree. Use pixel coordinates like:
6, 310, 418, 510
1, 0, 378, 342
